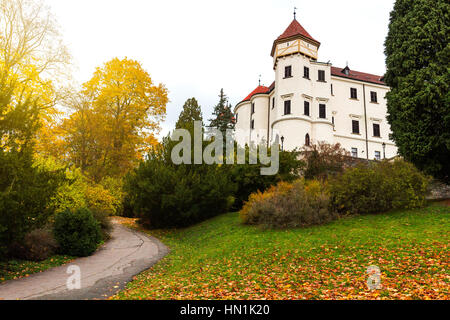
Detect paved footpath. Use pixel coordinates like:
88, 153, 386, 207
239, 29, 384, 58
0, 221, 168, 300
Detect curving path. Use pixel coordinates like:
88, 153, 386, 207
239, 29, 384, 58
0, 221, 168, 300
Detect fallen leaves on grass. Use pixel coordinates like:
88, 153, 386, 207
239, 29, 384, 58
113, 205, 449, 300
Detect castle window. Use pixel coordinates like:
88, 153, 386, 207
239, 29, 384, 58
304, 101, 310, 116
284, 100, 291, 115
251, 119, 254, 129
351, 148, 358, 158
375, 151, 381, 160
305, 134, 310, 146
284, 66, 292, 78
352, 120, 360, 134
370, 91, 378, 103
235, 113, 238, 123
251, 103, 255, 114
332, 116, 335, 126
331, 84, 334, 95
272, 97, 275, 109
319, 104, 326, 119
318, 70, 325, 82
350, 88, 358, 99
373, 123, 380, 137
303, 67, 310, 79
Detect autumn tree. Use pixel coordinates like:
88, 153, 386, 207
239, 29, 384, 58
0, 0, 69, 257
176, 97, 203, 129
0, 0, 70, 152
64, 58, 168, 180
384, 0, 450, 182
208, 89, 235, 134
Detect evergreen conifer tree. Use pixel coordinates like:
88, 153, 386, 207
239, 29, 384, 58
384, 0, 449, 182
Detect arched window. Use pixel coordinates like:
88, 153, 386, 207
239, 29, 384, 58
305, 133, 310, 146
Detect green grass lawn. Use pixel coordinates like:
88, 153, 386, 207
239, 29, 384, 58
0, 255, 74, 283
113, 203, 449, 300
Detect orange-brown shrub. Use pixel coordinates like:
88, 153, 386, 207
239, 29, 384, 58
240, 179, 336, 229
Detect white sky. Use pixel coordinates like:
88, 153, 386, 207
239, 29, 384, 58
44, 0, 395, 138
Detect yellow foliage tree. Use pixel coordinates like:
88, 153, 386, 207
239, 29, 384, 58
63, 57, 168, 180
0, 0, 70, 152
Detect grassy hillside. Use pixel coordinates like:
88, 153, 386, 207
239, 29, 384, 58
113, 203, 449, 300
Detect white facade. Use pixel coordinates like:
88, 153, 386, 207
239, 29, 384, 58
234, 19, 397, 160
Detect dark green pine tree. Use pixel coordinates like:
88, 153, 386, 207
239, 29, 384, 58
175, 97, 203, 129
384, 0, 449, 182
208, 89, 235, 133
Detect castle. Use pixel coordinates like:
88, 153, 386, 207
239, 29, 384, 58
234, 17, 397, 160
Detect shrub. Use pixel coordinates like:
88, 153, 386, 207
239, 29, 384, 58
53, 208, 102, 257
124, 138, 236, 228
0, 150, 64, 260
301, 142, 353, 180
329, 159, 430, 215
240, 179, 336, 229
228, 145, 304, 209
9, 228, 58, 261
91, 209, 112, 240
99, 176, 125, 215
85, 183, 118, 216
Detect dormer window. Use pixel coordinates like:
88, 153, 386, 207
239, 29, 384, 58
284, 66, 292, 78
342, 66, 350, 76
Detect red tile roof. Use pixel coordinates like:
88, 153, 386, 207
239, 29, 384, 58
331, 66, 386, 85
276, 19, 318, 44
242, 85, 270, 102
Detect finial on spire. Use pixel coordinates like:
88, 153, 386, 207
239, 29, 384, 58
258, 74, 261, 86
294, 7, 297, 20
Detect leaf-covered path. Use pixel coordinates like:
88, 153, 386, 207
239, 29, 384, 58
0, 221, 168, 300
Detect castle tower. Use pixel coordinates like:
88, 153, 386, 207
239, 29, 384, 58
270, 17, 334, 150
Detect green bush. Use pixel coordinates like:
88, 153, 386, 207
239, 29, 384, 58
0, 150, 64, 259
37, 157, 121, 217
240, 179, 336, 229
228, 144, 303, 209
100, 176, 125, 215
124, 137, 236, 228
329, 159, 430, 215
53, 208, 102, 257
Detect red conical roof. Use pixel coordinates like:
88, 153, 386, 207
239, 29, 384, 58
271, 18, 320, 57
276, 19, 318, 43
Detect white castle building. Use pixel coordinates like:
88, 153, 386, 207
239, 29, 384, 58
234, 17, 398, 160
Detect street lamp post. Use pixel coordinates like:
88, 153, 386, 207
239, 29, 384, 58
281, 136, 284, 151
382, 142, 386, 159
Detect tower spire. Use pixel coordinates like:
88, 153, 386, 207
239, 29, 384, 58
294, 7, 297, 20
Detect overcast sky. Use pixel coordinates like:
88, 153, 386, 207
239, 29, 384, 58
44, 0, 395, 138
